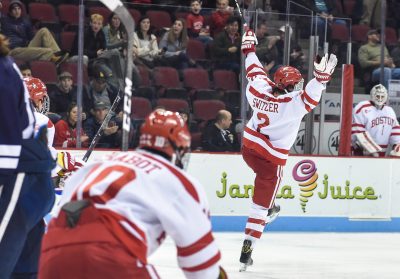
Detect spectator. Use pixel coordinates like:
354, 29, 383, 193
84, 101, 121, 148
358, 29, 400, 89
84, 65, 121, 116
158, 18, 194, 69
212, 15, 241, 73
254, 21, 278, 74
391, 39, 400, 68
133, 16, 162, 68
303, 0, 347, 46
186, 0, 213, 45
70, 13, 106, 69
202, 109, 239, 151
360, 0, 382, 29
102, 12, 127, 52
211, 0, 234, 36
352, 84, 400, 157
101, 12, 138, 88
19, 62, 32, 77
270, 26, 306, 73
0, 0, 68, 65
54, 102, 89, 148
49, 71, 86, 119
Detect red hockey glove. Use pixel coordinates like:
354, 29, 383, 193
313, 53, 337, 83
241, 29, 258, 56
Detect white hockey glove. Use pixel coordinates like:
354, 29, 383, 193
313, 53, 337, 83
241, 29, 258, 56
390, 144, 400, 157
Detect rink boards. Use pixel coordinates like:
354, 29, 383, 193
65, 150, 400, 232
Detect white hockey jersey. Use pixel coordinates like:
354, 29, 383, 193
54, 150, 221, 279
243, 53, 325, 165
352, 100, 400, 155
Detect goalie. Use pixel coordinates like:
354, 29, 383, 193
239, 29, 338, 271
352, 84, 400, 157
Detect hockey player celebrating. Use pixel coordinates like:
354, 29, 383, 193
352, 84, 400, 157
239, 29, 338, 271
39, 110, 227, 279
0, 34, 55, 278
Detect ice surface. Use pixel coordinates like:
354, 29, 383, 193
149, 232, 400, 279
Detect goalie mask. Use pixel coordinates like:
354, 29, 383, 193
274, 66, 303, 93
24, 77, 50, 114
370, 84, 388, 107
139, 110, 191, 168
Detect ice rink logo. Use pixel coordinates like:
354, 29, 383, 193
292, 160, 319, 212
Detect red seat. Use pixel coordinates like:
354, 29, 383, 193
30, 61, 58, 84
137, 65, 152, 87
28, 3, 57, 24
183, 68, 216, 99
176, 11, 189, 21
135, 65, 155, 100
183, 68, 211, 90
146, 10, 172, 30
193, 100, 225, 122
351, 24, 370, 43
153, 67, 186, 98
153, 67, 180, 88
131, 97, 152, 119
59, 62, 89, 85
330, 24, 350, 42
60, 31, 76, 53
187, 39, 206, 60
213, 70, 239, 91
129, 8, 141, 24
88, 6, 112, 21
156, 98, 189, 113
58, 4, 79, 27
385, 27, 398, 46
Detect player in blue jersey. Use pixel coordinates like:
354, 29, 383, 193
0, 34, 55, 278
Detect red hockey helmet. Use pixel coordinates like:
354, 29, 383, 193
24, 77, 49, 114
139, 110, 191, 167
273, 66, 303, 92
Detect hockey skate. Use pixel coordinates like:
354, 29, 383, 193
266, 204, 281, 223
239, 240, 253, 272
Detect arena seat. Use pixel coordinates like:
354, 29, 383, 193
146, 10, 172, 31
183, 68, 216, 99
60, 31, 76, 53
153, 67, 187, 98
351, 24, 370, 44
59, 62, 89, 85
30, 61, 58, 85
28, 3, 58, 25
131, 97, 152, 120
193, 100, 225, 123
156, 98, 190, 113
213, 70, 239, 91
58, 4, 79, 30
331, 24, 350, 43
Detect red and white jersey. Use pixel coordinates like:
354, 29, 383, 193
352, 100, 400, 155
34, 111, 56, 157
243, 53, 325, 165
54, 150, 221, 279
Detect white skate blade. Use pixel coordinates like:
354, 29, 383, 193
239, 259, 253, 272
239, 263, 248, 272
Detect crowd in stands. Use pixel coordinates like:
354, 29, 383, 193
0, 0, 399, 151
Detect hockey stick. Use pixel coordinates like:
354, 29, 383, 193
99, 0, 135, 151
82, 90, 122, 162
233, 0, 248, 28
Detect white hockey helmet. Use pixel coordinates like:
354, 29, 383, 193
370, 84, 388, 107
